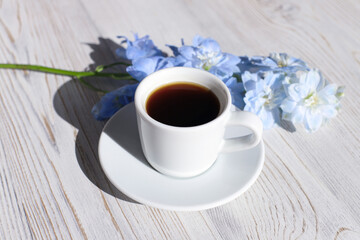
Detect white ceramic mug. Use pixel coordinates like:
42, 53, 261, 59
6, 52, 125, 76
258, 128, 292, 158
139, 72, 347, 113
134, 67, 263, 178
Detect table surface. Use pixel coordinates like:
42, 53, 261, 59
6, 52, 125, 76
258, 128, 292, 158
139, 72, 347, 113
1, 0, 360, 239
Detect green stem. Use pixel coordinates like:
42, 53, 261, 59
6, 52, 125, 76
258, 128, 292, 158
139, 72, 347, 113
0, 63, 132, 79
96, 61, 131, 72
0, 63, 83, 76
0, 63, 136, 93
78, 78, 107, 93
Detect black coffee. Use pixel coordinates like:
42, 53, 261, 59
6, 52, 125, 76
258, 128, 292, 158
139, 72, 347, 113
146, 82, 220, 127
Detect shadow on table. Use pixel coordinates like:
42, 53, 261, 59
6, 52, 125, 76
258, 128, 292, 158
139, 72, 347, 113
53, 37, 138, 204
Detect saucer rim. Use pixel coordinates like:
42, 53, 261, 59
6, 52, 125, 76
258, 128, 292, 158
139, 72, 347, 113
98, 103, 265, 211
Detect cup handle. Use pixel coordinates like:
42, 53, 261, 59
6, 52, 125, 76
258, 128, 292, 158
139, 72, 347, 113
221, 111, 263, 153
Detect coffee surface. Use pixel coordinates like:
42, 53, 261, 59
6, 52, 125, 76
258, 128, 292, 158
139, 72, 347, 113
146, 82, 220, 127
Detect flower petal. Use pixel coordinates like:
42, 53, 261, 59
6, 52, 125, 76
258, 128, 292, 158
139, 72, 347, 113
291, 105, 306, 123
172, 35, 239, 80
197, 38, 221, 54
91, 84, 138, 120
304, 69, 321, 91
280, 98, 297, 113
319, 105, 337, 119
127, 58, 157, 81
127, 56, 174, 81
192, 35, 205, 47
336, 86, 345, 100
287, 83, 308, 101
304, 110, 323, 132
116, 34, 162, 61
178, 46, 196, 60
318, 83, 337, 101
226, 77, 245, 109
241, 71, 258, 91
259, 108, 275, 129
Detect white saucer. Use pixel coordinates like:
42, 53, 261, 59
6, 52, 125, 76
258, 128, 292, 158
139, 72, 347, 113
98, 103, 265, 211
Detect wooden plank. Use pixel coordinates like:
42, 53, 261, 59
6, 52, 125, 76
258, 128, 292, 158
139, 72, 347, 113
0, 0, 360, 239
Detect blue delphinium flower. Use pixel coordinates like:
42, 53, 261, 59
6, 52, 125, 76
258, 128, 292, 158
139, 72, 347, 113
238, 56, 273, 73
116, 33, 163, 61
169, 35, 240, 82
239, 53, 309, 74
225, 76, 245, 110
93, 33, 345, 132
242, 71, 286, 129
126, 56, 175, 81
280, 69, 344, 132
92, 56, 175, 120
91, 84, 138, 120
268, 53, 309, 71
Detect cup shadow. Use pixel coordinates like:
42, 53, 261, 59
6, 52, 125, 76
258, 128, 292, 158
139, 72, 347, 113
101, 103, 150, 167
53, 37, 138, 204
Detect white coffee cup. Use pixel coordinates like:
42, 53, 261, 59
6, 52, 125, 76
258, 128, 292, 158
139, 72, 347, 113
134, 67, 263, 178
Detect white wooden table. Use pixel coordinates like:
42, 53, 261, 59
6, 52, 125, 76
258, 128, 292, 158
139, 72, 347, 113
1, 0, 360, 239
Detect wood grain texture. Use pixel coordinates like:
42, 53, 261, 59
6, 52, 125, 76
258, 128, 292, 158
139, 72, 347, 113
1, 0, 360, 239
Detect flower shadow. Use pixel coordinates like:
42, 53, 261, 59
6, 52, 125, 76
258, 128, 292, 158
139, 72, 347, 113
53, 37, 138, 204
279, 119, 296, 132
